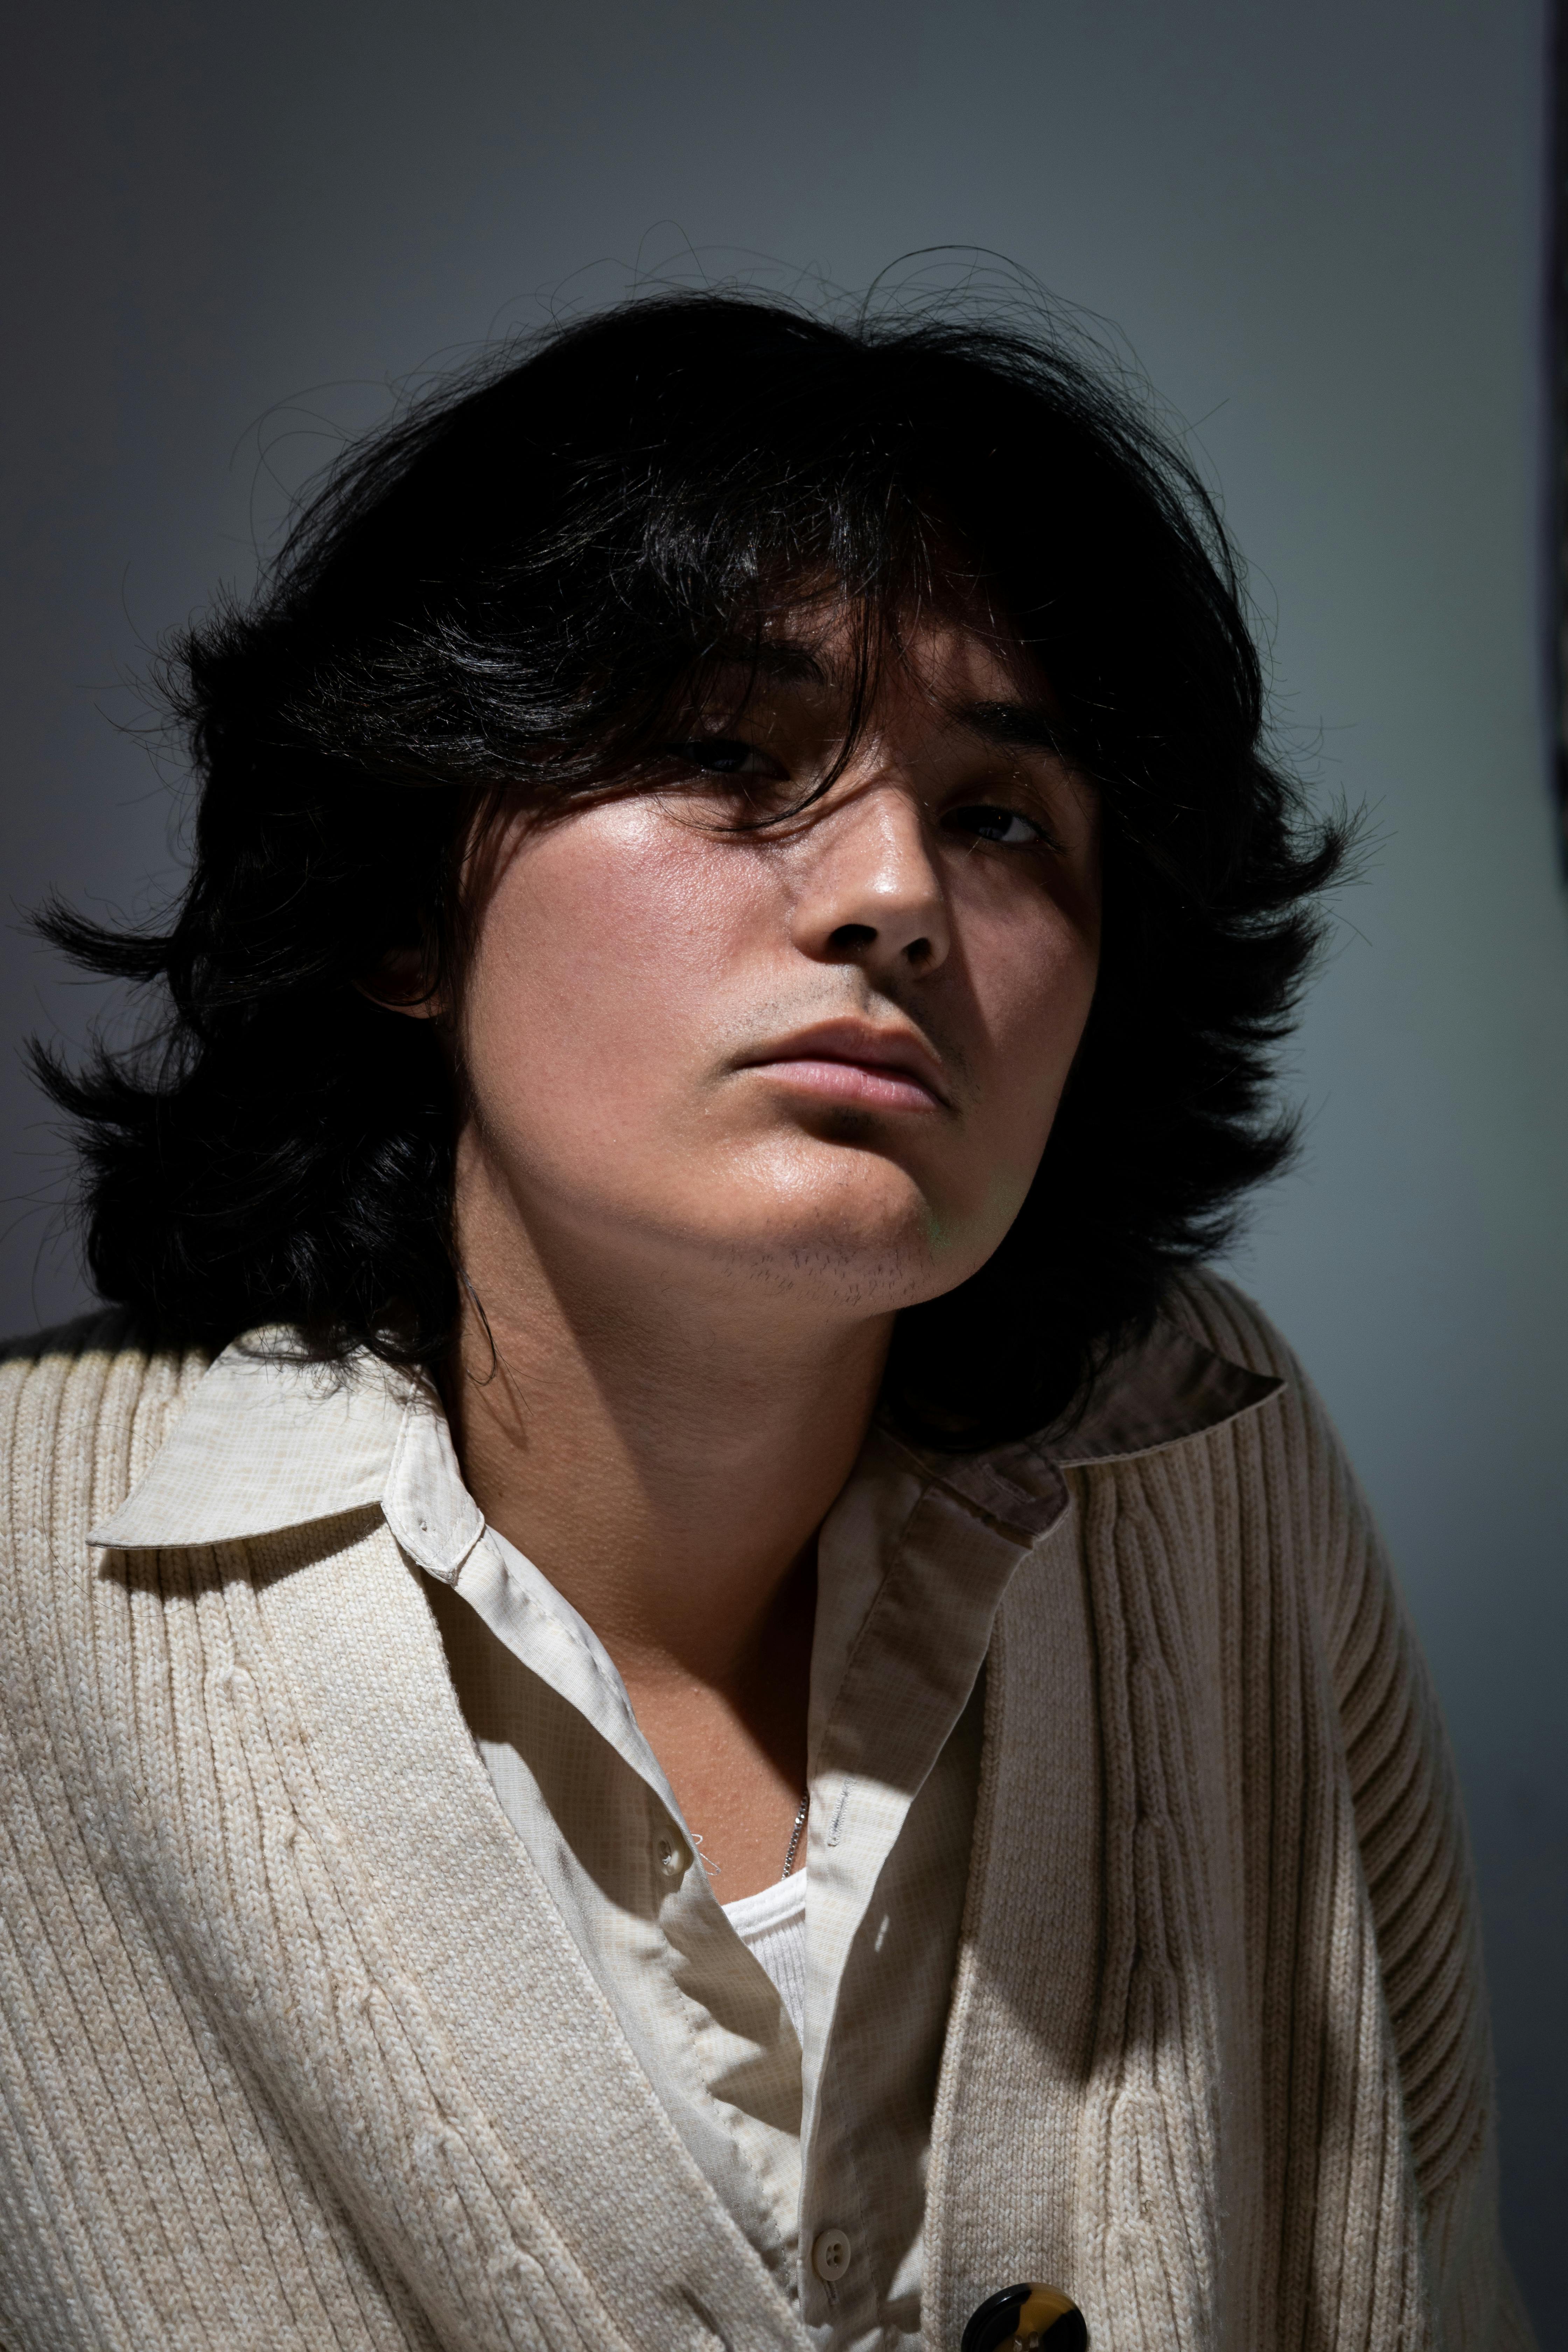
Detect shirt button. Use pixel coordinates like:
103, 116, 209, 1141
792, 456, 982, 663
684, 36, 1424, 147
811, 2228, 853, 2282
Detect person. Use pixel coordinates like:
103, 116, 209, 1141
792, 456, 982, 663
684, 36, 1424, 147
0, 289, 1532, 2352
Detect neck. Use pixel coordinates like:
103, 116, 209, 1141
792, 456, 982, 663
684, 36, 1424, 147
442, 1146, 891, 1693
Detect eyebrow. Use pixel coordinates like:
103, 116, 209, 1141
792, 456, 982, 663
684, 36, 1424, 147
951, 699, 1066, 754
737, 643, 834, 687
706, 653, 1071, 760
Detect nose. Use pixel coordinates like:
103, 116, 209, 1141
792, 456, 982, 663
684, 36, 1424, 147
789, 783, 951, 978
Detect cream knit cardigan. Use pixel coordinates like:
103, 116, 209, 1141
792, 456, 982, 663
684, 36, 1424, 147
0, 1278, 1534, 2352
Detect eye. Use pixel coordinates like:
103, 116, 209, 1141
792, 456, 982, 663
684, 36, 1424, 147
666, 737, 778, 778
943, 802, 1054, 848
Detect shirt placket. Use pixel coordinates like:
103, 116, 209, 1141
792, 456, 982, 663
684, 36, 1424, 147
795, 1476, 1032, 2349
441, 1523, 807, 2272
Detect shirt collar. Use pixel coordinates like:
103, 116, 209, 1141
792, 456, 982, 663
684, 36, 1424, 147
886, 1311, 1282, 1542
89, 1308, 1280, 1559
88, 1333, 485, 1580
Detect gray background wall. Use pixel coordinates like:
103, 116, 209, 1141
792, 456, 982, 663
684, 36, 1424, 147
4, 0, 1562, 2331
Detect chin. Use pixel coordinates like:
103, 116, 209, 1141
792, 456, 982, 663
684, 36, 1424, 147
717, 1186, 988, 1318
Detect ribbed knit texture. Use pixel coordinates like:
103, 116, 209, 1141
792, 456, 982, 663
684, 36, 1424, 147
923, 1276, 1533, 2352
0, 1283, 1534, 2351
0, 1321, 691, 2352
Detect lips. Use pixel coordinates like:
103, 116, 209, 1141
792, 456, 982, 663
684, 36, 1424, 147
735, 1020, 951, 1113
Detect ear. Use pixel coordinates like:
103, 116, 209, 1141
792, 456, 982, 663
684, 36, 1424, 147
354, 944, 444, 1021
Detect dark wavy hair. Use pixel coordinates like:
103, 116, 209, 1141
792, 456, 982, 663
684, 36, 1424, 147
32, 287, 1348, 1445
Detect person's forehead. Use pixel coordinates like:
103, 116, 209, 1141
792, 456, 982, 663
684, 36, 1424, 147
748, 604, 1025, 685
722, 615, 1060, 749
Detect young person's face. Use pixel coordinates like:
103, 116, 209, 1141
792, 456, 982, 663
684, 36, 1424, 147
450, 615, 1101, 1323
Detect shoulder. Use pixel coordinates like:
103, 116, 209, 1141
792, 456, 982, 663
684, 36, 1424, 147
1081, 1267, 1385, 1665
1155, 1264, 1354, 1493
0, 1311, 212, 1567
1155, 1262, 1316, 1390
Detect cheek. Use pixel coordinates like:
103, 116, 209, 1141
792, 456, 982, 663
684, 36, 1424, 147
924, 898, 1098, 1273
460, 807, 755, 1148
971, 900, 1099, 1143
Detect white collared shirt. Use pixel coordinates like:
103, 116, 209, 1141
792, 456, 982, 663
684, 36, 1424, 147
92, 1339, 1044, 2350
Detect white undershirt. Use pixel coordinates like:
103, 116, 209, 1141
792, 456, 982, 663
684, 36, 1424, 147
722, 1871, 809, 2042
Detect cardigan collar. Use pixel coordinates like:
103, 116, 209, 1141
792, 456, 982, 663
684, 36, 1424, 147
89, 1303, 1281, 1560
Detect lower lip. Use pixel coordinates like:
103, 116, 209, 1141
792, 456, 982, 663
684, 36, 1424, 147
744, 1057, 944, 1113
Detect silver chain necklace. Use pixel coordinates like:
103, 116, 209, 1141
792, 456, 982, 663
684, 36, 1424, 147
780, 1793, 809, 1880
692, 1793, 810, 1883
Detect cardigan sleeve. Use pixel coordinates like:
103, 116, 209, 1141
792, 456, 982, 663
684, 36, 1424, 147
1170, 1269, 1536, 2352
1323, 1449, 1537, 2352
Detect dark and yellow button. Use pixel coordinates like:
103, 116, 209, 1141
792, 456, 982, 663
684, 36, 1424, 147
961, 2282, 1087, 2352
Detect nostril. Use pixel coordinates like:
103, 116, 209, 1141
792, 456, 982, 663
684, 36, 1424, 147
904, 936, 934, 967
827, 922, 877, 952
